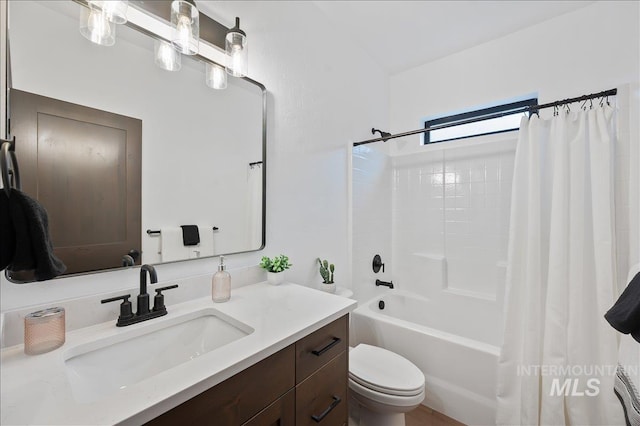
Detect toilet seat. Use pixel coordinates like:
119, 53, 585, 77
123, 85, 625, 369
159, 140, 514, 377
349, 344, 424, 397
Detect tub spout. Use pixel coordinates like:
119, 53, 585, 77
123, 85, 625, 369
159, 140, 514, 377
375, 279, 394, 289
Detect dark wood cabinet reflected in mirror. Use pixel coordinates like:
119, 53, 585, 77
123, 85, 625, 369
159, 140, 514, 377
10, 89, 142, 276
5, 0, 266, 281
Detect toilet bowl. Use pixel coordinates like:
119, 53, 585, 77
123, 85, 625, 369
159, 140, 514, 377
348, 343, 425, 426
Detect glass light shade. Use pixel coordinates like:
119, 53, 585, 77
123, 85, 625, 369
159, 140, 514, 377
88, 1, 128, 24
205, 63, 227, 90
79, 6, 116, 46
154, 40, 181, 71
171, 1, 199, 55
225, 29, 248, 77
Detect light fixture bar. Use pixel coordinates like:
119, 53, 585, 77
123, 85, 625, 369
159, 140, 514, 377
129, 0, 229, 51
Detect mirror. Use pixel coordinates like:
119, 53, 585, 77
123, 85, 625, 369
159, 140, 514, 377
6, 0, 265, 278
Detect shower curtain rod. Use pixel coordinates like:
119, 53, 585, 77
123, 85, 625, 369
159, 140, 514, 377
353, 88, 617, 146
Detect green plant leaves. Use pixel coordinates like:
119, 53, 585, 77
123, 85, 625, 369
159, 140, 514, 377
317, 257, 335, 284
260, 255, 291, 273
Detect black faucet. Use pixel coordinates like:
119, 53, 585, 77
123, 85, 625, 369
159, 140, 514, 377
101, 264, 178, 327
375, 279, 394, 289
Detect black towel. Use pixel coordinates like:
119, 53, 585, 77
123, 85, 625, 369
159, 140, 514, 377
0, 191, 15, 270
605, 272, 640, 343
180, 225, 200, 246
8, 189, 66, 281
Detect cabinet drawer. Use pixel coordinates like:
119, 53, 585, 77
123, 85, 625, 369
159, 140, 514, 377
295, 350, 348, 426
147, 344, 295, 426
243, 388, 295, 426
295, 315, 348, 383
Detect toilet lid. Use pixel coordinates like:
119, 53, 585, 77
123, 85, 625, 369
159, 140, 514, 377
349, 344, 425, 396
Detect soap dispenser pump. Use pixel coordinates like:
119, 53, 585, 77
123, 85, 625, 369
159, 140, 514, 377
212, 256, 231, 303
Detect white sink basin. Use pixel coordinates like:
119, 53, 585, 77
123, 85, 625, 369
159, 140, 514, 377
63, 308, 253, 403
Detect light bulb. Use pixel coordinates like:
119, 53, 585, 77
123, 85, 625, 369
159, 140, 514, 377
80, 6, 116, 46
88, 0, 128, 24
225, 18, 248, 77
176, 16, 192, 50
206, 63, 227, 90
170, 1, 199, 55
154, 40, 181, 71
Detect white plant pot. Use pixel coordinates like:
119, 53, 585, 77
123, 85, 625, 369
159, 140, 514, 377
320, 283, 336, 294
267, 271, 285, 285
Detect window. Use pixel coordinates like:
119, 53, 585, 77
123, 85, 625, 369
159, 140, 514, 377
423, 98, 538, 144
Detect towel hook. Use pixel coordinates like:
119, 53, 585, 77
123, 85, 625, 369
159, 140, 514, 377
1, 138, 20, 197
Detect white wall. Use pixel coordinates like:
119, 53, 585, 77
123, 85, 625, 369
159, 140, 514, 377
1, 1, 388, 311
390, 1, 639, 152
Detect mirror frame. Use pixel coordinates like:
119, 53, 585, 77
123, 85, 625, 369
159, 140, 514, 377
2, 0, 267, 282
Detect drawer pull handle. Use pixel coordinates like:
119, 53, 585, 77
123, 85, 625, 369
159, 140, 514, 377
311, 337, 341, 356
311, 395, 341, 423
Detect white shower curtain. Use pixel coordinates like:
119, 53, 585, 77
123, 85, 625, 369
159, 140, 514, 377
497, 105, 624, 425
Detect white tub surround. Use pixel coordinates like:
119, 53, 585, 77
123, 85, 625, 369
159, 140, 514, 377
0, 282, 356, 425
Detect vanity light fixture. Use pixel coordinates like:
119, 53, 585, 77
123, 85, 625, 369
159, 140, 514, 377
79, 5, 116, 46
170, 0, 199, 55
225, 17, 248, 77
88, 1, 129, 24
205, 63, 227, 90
154, 40, 182, 71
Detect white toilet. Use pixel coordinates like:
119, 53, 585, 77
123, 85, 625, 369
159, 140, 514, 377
348, 343, 425, 426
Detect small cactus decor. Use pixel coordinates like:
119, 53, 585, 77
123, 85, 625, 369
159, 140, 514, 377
260, 255, 292, 273
317, 258, 335, 284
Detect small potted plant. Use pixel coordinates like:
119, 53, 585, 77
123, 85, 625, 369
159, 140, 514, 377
317, 258, 336, 293
260, 255, 292, 285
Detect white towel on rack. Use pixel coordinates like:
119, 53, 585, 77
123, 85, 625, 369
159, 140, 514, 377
160, 227, 189, 262
196, 225, 215, 258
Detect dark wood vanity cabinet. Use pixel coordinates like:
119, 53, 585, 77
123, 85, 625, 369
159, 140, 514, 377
147, 315, 348, 426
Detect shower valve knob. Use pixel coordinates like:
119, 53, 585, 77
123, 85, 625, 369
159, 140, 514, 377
372, 254, 385, 273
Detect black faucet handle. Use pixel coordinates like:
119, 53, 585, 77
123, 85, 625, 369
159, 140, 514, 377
153, 284, 179, 312
101, 294, 134, 324
101, 294, 131, 304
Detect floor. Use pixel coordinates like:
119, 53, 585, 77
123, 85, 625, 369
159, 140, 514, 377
405, 405, 465, 426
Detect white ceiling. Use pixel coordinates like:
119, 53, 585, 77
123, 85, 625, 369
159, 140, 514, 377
312, 1, 595, 75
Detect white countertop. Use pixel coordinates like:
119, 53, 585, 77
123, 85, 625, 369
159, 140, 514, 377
0, 282, 356, 425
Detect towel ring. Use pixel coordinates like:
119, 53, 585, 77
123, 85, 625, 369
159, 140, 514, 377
1, 140, 21, 197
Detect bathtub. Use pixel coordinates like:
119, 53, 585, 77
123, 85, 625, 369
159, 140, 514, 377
350, 291, 500, 425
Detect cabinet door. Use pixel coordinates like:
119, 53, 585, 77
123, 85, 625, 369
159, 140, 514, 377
296, 315, 348, 383
243, 389, 294, 426
147, 345, 295, 426
296, 351, 348, 426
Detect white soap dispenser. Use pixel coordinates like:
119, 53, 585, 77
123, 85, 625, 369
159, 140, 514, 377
212, 256, 231, 303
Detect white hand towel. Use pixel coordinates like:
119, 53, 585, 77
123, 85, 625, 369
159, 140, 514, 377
197, 225, 215, 258
160, 227, 189, 262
